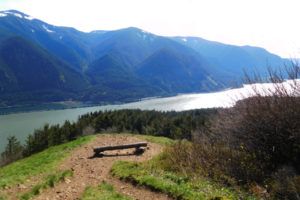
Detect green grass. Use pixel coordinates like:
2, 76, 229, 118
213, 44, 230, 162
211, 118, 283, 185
130, 134, 175, 146
0, 135, 95, 189
0, 194, 7, 200
1, 133, 256, 200
80, 182, 132, 200
111, 159, 257, 200
19, 170, 73, 200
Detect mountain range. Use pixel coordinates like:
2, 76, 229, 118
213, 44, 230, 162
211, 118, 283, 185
0, 10, 289, 106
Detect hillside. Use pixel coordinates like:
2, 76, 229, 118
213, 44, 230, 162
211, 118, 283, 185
0, 10, 288, 106
0, 134, 172, 200
2, 103, 297, 199
136, 48, 221, 93
34, 134, 169, 200
0, 10, 92, 70
173, 36, 287, 77
0, 36, 88, 105
0, 134, 255, 200
83, 53, 165, 102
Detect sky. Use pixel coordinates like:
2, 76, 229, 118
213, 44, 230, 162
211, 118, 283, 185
1, 0, 300, 58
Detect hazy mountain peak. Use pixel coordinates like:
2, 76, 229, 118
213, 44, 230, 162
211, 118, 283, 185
118, 27, 156, 38
89, 30, 107, 34
0, 10, 35, 20
181, 38, 187, 42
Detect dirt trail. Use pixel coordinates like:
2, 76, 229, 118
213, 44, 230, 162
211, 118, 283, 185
34, 135, 171, 200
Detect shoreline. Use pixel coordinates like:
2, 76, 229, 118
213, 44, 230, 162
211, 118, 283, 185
0, 88, 234, 115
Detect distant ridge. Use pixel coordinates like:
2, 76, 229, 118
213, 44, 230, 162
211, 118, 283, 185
0, 10, 288, 106
173, 36, 287, 76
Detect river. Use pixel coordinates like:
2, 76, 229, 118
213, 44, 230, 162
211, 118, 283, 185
0, 81, 296, 152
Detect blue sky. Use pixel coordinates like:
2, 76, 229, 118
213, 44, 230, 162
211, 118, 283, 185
1, 0, 300, 58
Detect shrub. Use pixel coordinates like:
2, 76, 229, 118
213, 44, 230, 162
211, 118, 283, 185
165, 63, 300, 199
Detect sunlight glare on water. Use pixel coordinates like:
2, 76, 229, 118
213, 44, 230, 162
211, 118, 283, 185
0, 80, 299, 152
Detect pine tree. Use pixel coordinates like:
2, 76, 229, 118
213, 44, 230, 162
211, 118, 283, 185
0, 136, 23, 166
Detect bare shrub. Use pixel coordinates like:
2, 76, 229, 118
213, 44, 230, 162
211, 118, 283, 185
165, 62, 300, 199
82, 125, 95, 136
163, 140, 194, 176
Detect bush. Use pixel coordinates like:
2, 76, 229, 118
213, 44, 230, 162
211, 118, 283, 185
165, 63, 300, 199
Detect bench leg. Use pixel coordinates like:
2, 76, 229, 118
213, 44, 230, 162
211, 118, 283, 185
134, 147, 145, 155
91, 151, 104, 158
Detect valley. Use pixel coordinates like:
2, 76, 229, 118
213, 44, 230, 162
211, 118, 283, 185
0, 7, 299, 200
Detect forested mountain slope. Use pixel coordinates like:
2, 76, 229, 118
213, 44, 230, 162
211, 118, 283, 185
0, 10, 287, 106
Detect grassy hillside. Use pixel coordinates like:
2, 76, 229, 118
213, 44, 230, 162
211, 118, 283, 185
110, 136, 257, 200
111, 160, 256, 200
0, 135, 94, 199
0, 133, 256, 200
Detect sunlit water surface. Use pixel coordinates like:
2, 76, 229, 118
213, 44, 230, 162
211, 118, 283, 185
1, 80, 298, 152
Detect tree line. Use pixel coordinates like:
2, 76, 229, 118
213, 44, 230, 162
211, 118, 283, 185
0, 108, 216, 166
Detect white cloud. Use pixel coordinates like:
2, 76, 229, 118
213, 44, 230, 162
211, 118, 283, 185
1, 0, 300, 58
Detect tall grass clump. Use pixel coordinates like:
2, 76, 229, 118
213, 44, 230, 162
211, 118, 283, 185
19, 170, 73, 200
80, 182, 132, 200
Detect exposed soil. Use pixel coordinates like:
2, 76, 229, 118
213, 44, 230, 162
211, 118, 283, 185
33, 134, 171, 200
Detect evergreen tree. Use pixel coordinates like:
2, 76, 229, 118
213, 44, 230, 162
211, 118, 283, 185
0, 136, 23, 166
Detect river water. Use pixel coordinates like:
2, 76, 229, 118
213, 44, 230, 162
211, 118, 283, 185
1, 81, 296, 152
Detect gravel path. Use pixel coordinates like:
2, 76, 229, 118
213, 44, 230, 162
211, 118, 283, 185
34, 134, 171, 200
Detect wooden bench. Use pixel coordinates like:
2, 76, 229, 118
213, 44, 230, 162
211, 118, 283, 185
93, 142, 147, 156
